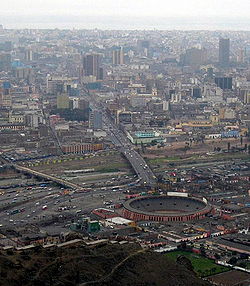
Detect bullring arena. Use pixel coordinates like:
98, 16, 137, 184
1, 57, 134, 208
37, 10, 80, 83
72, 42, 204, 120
122, 193, 212, 222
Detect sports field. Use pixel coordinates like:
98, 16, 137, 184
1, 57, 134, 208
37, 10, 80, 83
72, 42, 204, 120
165, 251, 230, 277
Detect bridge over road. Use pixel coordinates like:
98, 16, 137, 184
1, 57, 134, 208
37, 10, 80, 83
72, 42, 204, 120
13, 164, 80, 190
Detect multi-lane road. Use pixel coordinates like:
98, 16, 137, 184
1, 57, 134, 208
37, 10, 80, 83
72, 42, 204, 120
102, 112, 156, 186
84, 89, 157, 186
0, 182, 128, 228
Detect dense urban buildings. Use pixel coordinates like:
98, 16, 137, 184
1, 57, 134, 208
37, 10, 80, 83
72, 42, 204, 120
0, 26, 249, 286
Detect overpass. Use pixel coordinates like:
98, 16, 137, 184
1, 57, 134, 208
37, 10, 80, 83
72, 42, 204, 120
80, 88, 156, 186
13, 164, 80, 190
102, 113, 156, 186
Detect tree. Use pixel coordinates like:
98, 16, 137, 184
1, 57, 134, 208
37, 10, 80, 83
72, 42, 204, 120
178, 241, 187, 250
141, 142, 145, 153
6, 249, 13, 255
151, 140, 157, 146
197, 269, 203, 277
200, 245, 206, 257
240, 253, 249, 260
176, 255, 194, 273
210, 267, 217, 275
214, 253, 220, 260
238, 262, 247, 268
228, 256, 237, 265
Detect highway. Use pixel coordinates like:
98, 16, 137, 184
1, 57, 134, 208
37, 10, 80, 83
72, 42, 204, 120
102, 110, 156, 186
83, 88, 157, 186
0, 182, 128, 228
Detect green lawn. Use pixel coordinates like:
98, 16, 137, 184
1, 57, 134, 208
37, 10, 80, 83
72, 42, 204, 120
165, 251, 230, 277
148, 152, 249, 166
212, 152, 250, 161
96, 167, 120, 173
147, 154, 205, 165
147, 156, 181, 164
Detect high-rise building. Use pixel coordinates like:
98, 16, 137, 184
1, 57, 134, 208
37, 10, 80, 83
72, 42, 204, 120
0, 53, 11, 71
244, 45, 250, 63
207, 67, 214, 78
0, 81, 12, 109
83, 54, 103, 80
69, 97, 79, 109
180, 48, 207, 67
112, 47, 124, 65
162, 100, 170, 111
137, 40, 150, 57
192, 87, 202, 98
89, 110, 102, 130
78, 98, 89, 111
14, 67, 33, 81
219, 38, 230, 67
25, 49, 33, 61
243, 92, 250, 104
215, 77, 232, 90
0, 41, 12, 52
46, 76, 77, 94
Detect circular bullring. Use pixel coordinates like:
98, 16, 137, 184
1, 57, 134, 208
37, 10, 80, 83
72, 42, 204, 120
122, 194, 211, 222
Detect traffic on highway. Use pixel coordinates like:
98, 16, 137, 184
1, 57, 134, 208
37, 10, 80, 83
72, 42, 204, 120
103, 113, 156, 186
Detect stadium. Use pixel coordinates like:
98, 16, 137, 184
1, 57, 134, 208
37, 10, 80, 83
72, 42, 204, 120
122, 193, 212, 222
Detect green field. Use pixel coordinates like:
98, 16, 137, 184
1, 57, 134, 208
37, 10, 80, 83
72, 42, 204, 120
147, 156, 181, 164
165, 251, 230, 277
147, 152, 250, 172
148, 152, 249, 165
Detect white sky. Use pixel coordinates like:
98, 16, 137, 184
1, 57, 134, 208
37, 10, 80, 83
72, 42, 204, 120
1, 0, 250, 18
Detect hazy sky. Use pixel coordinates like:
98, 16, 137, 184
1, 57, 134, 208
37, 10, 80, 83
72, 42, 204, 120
1, 0, 250, 17
1, 0, 250, 29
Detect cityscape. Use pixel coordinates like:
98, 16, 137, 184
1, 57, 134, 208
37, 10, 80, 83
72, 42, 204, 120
0, 8, 249, 286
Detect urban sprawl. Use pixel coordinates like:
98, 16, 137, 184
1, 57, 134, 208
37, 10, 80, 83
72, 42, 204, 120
0, 26, 249, 285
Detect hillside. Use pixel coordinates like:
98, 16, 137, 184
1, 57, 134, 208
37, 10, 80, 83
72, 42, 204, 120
0, 242, 211, 286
